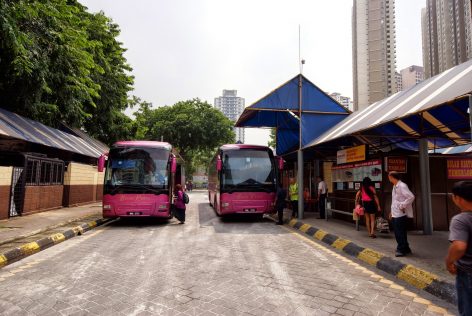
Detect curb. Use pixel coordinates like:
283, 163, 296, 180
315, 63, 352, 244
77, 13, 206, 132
0, 211, 102, 247
0, 218, 112, 269
286, 218, 457, 305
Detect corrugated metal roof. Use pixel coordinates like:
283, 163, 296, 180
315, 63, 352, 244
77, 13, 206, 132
0, 108, 107, 158
305, 58, 472, 150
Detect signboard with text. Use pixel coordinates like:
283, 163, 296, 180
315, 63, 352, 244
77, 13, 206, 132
447, 159, 472, 179
337, 145, 366, 164
385, 156, 408, 173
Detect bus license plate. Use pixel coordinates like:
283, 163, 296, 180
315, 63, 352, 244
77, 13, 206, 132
244, 208, 256, 212
127, 212, 142, 215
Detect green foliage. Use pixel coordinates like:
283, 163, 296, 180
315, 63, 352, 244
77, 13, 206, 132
133, 98, 236, 176
0, 0, 134, 144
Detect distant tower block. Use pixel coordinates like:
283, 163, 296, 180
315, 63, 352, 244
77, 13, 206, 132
214, 90, 245, 143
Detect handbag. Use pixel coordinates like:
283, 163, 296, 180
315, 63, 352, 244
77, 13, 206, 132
354, 204, 365, 216
352, 210, 359, 221
376, 216, 390, 233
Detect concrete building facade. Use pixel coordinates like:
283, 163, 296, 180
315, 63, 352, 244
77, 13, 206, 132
329, 92, 354, 111
352, 0, 397, 111
422, 0, 472, 78
214, 90, 245, 143
399, 65, 424, 91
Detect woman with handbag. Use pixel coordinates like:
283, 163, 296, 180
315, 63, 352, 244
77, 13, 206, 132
356, 177, 381, 238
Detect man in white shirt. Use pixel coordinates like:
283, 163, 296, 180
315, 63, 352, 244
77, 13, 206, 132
317, 176, 328, 219
388, 171, 415, 257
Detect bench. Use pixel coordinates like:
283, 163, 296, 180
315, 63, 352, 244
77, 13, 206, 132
326, 200, 360, 231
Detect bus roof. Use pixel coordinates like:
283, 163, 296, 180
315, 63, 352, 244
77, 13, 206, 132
113, 141, 172, 150
220, 144, 271, 151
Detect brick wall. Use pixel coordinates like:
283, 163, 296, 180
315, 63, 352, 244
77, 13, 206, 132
63, 162, 104, 206
23, 185, 63, 215
0, 167, 12, 220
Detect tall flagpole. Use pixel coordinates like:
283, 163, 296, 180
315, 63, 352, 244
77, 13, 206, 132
297, 25, 304, 220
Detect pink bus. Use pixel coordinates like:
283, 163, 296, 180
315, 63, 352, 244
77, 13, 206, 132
101, 141, 184, 219
208, 144, 282, 217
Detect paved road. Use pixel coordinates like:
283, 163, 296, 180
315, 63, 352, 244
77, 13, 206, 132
0, 191, 456, 315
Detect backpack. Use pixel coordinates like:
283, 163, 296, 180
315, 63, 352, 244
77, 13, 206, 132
183, 192, 190, 204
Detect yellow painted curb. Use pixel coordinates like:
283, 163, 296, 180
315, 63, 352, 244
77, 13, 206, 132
427, 305, 448, 314
299, 224, 311, 233
413, 297, 431, 305
332, 238, 350, 250
397, 264, 437, 290
357, 248, 384, 266
50, 233, 66, 244
87, 221, 97, 228
314, 229, 327, 240
0, 255, 7, 268
19, 242, 40, 255
288, 219, 297, 227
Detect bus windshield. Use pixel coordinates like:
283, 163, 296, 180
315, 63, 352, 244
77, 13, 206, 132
221, 149, 275, 191
105, 147, 170, 189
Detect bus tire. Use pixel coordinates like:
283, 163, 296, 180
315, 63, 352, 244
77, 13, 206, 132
214, 197, 221, 217
209, 193, 213, 206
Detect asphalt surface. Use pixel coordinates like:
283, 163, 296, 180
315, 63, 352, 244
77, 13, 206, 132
0, 191, 457, 315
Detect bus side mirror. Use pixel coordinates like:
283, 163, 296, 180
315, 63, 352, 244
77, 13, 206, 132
277, 157, 284, 170
171, 157, 177, 173
98, 155, 106, 172
217, 158, 222, 172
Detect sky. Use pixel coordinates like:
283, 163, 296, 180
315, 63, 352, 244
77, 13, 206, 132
79, 0, 426, 145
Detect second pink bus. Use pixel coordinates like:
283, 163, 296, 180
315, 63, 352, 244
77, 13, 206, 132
208, 144, 282, 217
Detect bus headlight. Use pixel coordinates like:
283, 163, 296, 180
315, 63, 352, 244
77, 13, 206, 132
158, 204, 167, 209
222, 202, 229, 208
103, 204, 112, 210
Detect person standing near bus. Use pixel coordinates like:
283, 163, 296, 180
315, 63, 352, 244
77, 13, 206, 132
289, 177, 298, 218
174, 184, 186, 224
317, 176, 328, 219
446, 181, 472, 316
275, 182, 287, 225
388, 171, 414, 257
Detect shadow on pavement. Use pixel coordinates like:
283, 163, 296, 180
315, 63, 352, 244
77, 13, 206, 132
198, 201, 289, 235
107, 217, 170, 228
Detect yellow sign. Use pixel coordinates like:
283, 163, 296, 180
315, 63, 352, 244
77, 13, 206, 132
337, 145, 366, 164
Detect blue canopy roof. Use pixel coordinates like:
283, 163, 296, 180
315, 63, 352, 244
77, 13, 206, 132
236, 74, 350, 155
305, 58, 472, 152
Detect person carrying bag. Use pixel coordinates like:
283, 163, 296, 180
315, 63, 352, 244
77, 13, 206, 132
356, 177, 381, 238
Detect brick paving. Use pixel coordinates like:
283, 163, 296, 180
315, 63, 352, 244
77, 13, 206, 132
0, 192, 456, 315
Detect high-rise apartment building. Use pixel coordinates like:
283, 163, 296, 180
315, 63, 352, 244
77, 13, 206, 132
421, 0, 472, 79
395, 71, 402, 92
399, 65, 424, 91
352, 0, 397, 111
329, 92, 354, 111
214, 90, 245, 143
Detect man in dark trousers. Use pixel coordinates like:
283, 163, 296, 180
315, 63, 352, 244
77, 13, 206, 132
446, 181, 472, 316
275, 182, 287, 225
317, 176, 327, 219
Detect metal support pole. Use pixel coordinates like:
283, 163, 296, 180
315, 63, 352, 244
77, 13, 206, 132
419, 138, 433, 235
297, 150, 304, 220
469, 94, 472, 142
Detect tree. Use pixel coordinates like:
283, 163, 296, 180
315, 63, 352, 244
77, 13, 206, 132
133, 98, 235, 176
0, 0, 134, 145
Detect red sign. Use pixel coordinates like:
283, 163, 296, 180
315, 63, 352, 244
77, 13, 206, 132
447, 159, 472, 179
386, 157, 407, 173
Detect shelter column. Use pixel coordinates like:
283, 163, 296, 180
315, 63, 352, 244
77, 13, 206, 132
418, 138, 433, 235
469, 94, 472, 142
297, 150, 304, 219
